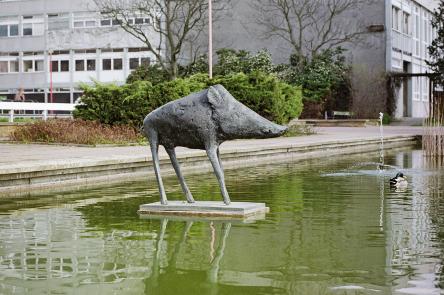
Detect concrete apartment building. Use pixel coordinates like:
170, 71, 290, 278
207, 0, 439, 119
389, 0, 439, 118
0, 0, 158, 103
0, 0, 439, 118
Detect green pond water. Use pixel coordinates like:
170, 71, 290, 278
1, 148, 444, 295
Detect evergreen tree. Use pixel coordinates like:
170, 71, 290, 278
428, 1, 444, 85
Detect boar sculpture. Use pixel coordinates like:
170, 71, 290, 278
142, 84, 287, 205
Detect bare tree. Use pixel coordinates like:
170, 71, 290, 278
95, 0, 227, 79
252, 0, 373, 60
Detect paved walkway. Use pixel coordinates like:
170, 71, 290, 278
0, 126, 423, 167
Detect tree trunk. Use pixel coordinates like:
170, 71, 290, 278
169, 58, 178, 80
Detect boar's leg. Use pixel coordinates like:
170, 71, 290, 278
165, 147, 195, 203
217, 147, 223, 174
206, 144, 231, 205
149, 131, 168, 205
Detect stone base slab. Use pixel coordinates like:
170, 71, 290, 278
138, 201, 269, 219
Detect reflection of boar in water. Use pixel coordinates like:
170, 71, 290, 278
142, 84, 287, 205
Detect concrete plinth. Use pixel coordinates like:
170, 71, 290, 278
138, 201, 269, 219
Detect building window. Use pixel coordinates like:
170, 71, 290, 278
392, 6, 400, 31
74, 49, 97, 54
0, 52, 20, 73
48, 13, 70, 30
51, 60, 70, 72
51, 60, 59, 72
125, 17, 150, 25
0, 25, 7, 37
23, 60, 32, 72
22, 15, 44, 36
413, 7, 420, 57
60, 60, 69, 72
415, 14, 420, 38
87, 59, 96, 71
0, 61, 7, 73
75, 60, 85, 71
102, 59, 112, 70
134, 17, 150, 24
102, 58, 122, 70
102, 48, 123, 53
129, 58, 139, 70
141, 57, 150, 67
9, 59, 18, 72
74, 20, 96, 28
0, 16, 19, 37
52, 50, 70, 55
100, 19, 111, 27
23, 59, 44, 72
0, 25, 18, 37
10, 24, 18, 36
73, 12, 98, 28
128, 47, 150, 52
23, 23, 32, 35
113, 58, 122, 70
129, 57, 151, 70
36, 60, 44, 71
74, 59, 96, 71
402, 12, 410, 35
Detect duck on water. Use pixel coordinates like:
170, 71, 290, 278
390, 172, 408, 188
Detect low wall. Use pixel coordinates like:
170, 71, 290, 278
0, 135, 419, 196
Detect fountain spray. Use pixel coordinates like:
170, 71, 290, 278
378, 112, 384, 171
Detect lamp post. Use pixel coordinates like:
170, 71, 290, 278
208, 0, 212, 79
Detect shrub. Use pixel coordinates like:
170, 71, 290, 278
74, 78, 208, 128
184, 49, 275, 77
213, 72, 302, 123
287, 48, 350, 101
126, 64, 169, 84
279, 48, 352, 118
74, 72, 302, 127
180, 54, 209, 77
73, 81, 149, 127
189, 72, 302, 123
10, 119, 142, 145
382, 113, 392, 125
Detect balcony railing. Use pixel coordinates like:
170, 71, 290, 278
0, 101, 76, 122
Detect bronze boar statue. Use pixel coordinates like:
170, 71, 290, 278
142, 84, 287, 205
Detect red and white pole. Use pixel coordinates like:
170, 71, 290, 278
208, 0, 213, 79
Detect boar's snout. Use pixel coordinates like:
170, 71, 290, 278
277, 125, 288, 135
261, 123, 288, 138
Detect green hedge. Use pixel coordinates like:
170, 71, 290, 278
74, 72, 302, 127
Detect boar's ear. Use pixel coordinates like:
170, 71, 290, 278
207, 85, 224, 107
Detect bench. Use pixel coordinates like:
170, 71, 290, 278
325, 111, 354, 119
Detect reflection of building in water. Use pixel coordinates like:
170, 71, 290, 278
0, 208, 153, 294
0, 206, 239, 295
385, 150, 441, 293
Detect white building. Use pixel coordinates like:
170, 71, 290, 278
388, 0, 439, 118
0, 0, 159, 103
